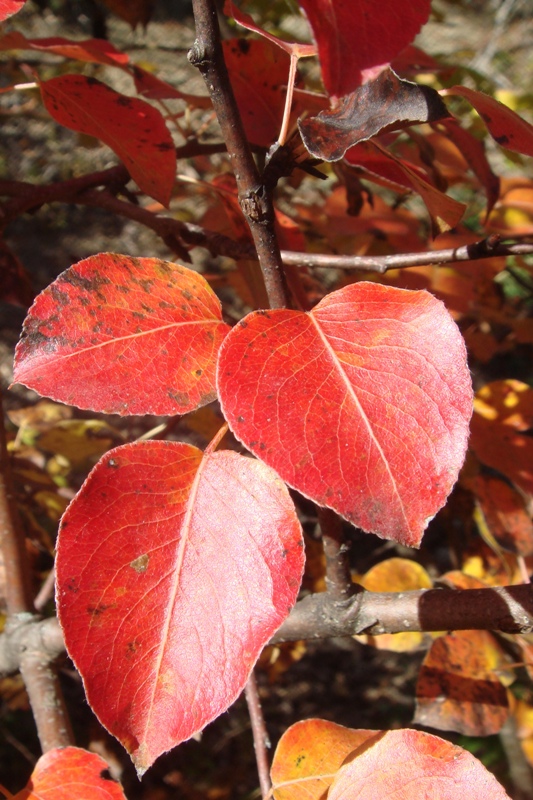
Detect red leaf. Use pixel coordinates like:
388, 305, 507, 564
223, 38, 290, 146
327, 729, 511, 799
56, 440, 304, 773
13, 747, 127, 800
299, 69, 449, 162
0, 32, 129, 65
297, 0, 431, 98
39, 75, 176, 205
0, 0, 25, 21
13, 254, 230, 416
442, 86, 533, 158
217, 282, 472, 547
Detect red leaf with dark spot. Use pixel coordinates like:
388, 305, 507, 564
217, 282, 472, 546
442, 86, 533, 158
296, 0, 431, 98
0, 0, 25, 21
13, 747, 127, 799
39, 74, 176, 205
56, 440, 304, 774
299, 69, 450, 162
13, 254, 230, 416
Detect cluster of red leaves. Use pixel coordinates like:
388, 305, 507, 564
2, 0, 533, 797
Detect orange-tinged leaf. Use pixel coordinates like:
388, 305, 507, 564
271, 719, 380, 800
442, 86, 533, 158
13, 254, 230, 416
217, 282, 472, 547
56, 440, 304, 774
327, 728, 511, 799
39, 75, 176, 205
415, 630, 511, 736
297, 0, 431, 98
12, 747, 127, 799
0, 32, 129, 65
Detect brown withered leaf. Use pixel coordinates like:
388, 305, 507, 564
299, 68, 450, 162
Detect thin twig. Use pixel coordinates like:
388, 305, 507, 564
244, 671, 272, 800
280, 237, 533, 272
188, 0, 290, 309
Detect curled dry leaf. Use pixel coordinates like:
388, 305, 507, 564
299, 68, 450, 162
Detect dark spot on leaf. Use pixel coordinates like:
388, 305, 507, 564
259, 442, 266, 450
86, 76, 99, 86
130, 554, 149, 573
495, 134, 509, 146
182, 289, 193, 301
237, 415, 245, 423
295, 754, 306, 767
237, 38, 250, 54
195, 369, 203, 376
159, 300, 174, 309
168, 389, 190, 406
249, 440, 257, 447
87, 603, 114, 616
107, 458, 119, 468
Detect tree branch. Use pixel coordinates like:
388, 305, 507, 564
272, 583, 533, 643
318, 508, 356, 601
188, 0, 290, 309
280, 236, 533, 272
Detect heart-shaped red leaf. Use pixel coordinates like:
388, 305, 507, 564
217, 282, 472, 546
297, 0, 431, 98
13, 747, 127, 800
13, 254, 230, 416
328, 729, 511, 799
39, 74, 176, 205
56, 440, 304, 774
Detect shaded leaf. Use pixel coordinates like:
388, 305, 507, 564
328, 728, 511, 799
472, 475, 533, 557
12, 747, 127, 799
415, 630, 511, 736
0, 32, 129, 65
56, 440, 304, 774
130, 65, 212, 109
223, 38, 290, 146
299, 69, 449, 162
0, 0, 25, 21
39, 75, 176, 205
217, 282, 472, 547
442, 86, 533, 157
296, 0, 431, 98
13, 254, 230, 416
99, 0, 154, 28
371, 142, 466, 233
271, 719, 379, 800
